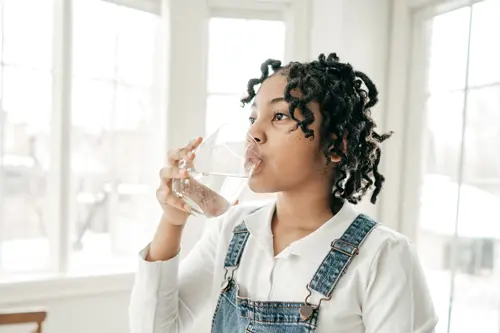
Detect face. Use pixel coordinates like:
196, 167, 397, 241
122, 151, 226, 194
246, 74, 333, 193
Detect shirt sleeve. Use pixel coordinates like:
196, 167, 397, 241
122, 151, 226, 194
362, 236, 439, 333
128, 217, 223, 333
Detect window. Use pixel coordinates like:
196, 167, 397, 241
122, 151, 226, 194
70, 0, 160, 274
0, 0, 54, 276
206, 17, 285, 202
206, 17, 286, 136
407, 1, 500, 332
0, 0, 162, 279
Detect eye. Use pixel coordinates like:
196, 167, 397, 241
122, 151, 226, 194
272, 112, 290, 121
249, 117, 256, 125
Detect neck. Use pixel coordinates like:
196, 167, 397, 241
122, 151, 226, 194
274, 185, 337, 230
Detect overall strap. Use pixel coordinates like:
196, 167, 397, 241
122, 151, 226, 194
223, 223, 250, 268
308, 214, 378, 298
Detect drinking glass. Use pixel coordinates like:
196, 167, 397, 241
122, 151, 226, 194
171, 122, 261, 218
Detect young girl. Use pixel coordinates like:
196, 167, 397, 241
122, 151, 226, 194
129, 53, 437, 333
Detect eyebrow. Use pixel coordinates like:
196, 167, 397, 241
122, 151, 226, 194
251, 97, 286, 108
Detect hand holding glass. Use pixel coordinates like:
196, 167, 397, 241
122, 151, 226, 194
171, 123, 261, 218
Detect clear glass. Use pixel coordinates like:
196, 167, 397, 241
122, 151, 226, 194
172, 122, 260, 218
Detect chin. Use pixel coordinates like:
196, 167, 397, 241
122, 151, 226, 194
247, 176, 277, 193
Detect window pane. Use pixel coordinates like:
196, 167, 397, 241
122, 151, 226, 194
2, 0, 53, 69
115, 6, 158, 85
206, 94, 250, 136
0, 68, 52, 275
448, 86, 500, 332
427, 7, 471, 94
207, 18, 286, 94
467, 0, 500, 87
70, 84, 159, 273
71, 77, 114, 133
70, 3, 160, 273
462, 86, 500, 182
424, 91, 465, 180
72, 0, 118, 79
418, 91, 465, 333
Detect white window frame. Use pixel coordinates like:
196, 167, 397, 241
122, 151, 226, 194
0, 0, 161, 303
164, 0, 310, 151
164, 0, 311, 256
0, 0, 311, 302
379, 0, 493, 233
103, 0, 160, 14
206, 0, 310, 65
399, 0, 483, 240
399, 2, 499, 331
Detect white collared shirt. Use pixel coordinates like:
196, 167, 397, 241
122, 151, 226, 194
129, 201, 438, 333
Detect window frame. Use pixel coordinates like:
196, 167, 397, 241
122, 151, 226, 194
399, 0, 480, 241
0, 0, 310, 299
0, 0, 160, 286
399, 1, 499, 332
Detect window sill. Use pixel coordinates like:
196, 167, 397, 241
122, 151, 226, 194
0, 272, 135, 305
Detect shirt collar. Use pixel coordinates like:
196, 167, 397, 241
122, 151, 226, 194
288, 202, 360, 262
243, 201, 276, 240
243, 200, 361, 262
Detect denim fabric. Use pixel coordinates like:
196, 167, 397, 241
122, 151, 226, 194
224, 224, 251, 268
211, 214, 378, 333
309, 214, 377, 297
211, 279, 319, 333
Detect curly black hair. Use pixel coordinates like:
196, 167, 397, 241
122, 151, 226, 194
241, 53, 393, 205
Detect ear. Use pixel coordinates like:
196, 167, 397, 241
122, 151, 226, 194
328, 132, 348, 163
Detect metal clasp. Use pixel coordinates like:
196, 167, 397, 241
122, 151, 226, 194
300, 284, 331, 321
331, 239, 359, 257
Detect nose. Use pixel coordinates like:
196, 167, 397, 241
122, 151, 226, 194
248, 122, 266, 144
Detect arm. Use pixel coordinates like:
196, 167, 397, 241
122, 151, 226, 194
129, 216, 222, 333
362, 236, 438, 333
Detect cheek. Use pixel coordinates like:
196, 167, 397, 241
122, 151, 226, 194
271, 131, 322, 169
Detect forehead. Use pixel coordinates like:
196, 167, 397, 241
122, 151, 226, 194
254, 74, 288, 103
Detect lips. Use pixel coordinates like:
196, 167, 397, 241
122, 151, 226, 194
244, 152, 262, 175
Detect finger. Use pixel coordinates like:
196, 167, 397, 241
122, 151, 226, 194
167, 147, 190, 164
159, 166, 188, 181
156, 188, 192, 213
186, 137, 203, 151
166, 138, 202, 165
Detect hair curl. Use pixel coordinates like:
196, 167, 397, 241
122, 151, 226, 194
241, 53, 393, 204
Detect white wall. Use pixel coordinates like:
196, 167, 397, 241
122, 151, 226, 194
0, 1, 409, 332
309, 0, 394, 222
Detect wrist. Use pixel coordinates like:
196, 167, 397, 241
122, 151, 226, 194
147, 220, 184, 262
160, 209, 189, 226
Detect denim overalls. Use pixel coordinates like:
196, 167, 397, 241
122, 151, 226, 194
211, 212, 378, 332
